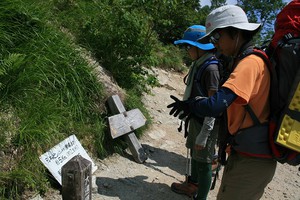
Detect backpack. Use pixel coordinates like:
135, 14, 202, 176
232, 1, 300, 166
194, 57, 222, 97
265, 0, 300, 166
180, 56, 223, 138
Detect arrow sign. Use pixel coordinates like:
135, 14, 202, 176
108, 108, 146, 139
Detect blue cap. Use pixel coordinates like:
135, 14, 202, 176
174, 25, 214, 50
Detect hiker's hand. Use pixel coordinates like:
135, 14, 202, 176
167, 95, 191, 119
225, 145, 232, 155
194, 144, 205, 151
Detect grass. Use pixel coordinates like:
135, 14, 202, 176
0, 0, 187, 198
0, 2, 108, 198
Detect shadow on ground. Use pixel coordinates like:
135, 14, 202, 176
95, 144, 189, 200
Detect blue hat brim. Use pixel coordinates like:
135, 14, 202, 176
174, 40, 214, 50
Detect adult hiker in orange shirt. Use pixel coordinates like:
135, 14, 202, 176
167, 5, 277, 200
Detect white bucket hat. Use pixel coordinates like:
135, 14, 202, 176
199, 5, 261, 42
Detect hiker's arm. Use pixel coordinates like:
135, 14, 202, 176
190, 87, 237, 117
195, 116, 215, 149
167, 87, 237, 119
195, 89, 217, 150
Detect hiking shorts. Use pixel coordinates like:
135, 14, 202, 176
185, 117, 218, 163
217, 152, 277, 200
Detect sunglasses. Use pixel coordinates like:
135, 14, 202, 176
209, 32, 221, 44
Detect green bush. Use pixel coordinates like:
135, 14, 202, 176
46, 0, 203, 93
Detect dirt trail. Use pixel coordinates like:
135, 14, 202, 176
38, 68, 300, 200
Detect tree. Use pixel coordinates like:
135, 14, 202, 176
210, 0, 227, 9
237, 0, 286, 44
128, 0, 206, 44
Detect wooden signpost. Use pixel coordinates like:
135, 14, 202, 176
107, 95, 148, 163
39, 135, 97, 200
61, 155, 92, 200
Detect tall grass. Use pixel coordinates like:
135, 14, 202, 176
0, 0, 187, 198
0, 2, 107, 198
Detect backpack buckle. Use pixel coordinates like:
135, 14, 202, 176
278, 33, 294, 47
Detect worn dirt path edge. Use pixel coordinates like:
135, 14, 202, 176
38, 68, 299, 200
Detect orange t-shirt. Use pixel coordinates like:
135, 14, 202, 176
222, 54, 270, 134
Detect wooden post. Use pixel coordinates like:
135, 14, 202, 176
61, 155, 92, 200
107, 95, 148, 163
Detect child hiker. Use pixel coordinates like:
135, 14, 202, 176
170, 25, 220, 200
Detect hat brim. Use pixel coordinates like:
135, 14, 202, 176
198, 23, 261, 43
174, 40, 214, 50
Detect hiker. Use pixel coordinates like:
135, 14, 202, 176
170, 25, 220, 199
167, 5, 277, 200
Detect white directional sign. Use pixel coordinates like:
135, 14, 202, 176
39, 134, 97, 185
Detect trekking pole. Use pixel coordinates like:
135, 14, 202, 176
185, 148, 191, 182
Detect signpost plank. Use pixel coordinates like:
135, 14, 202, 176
108, 108, 146, 138
107, 95, 147, 163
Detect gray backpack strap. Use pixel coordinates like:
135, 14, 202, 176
232, 105, 272, 157
233, 125, 271, 156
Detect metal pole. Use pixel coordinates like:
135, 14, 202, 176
185, 148, 191, 182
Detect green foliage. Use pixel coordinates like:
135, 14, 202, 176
149, 44, 186, 72
237, 0, 286, 44
210, 0, 227, 9
0, 53, 26, 92
0, 2, 107, 198
129, 0, 203, 44
0, 168, 48, 199
48, 0, 158, 94
0, 109, 18, 151
47, 0, 207, 94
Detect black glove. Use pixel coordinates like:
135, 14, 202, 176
167, 95, 191, 119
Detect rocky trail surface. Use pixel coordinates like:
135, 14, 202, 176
35, 68, 300, 200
